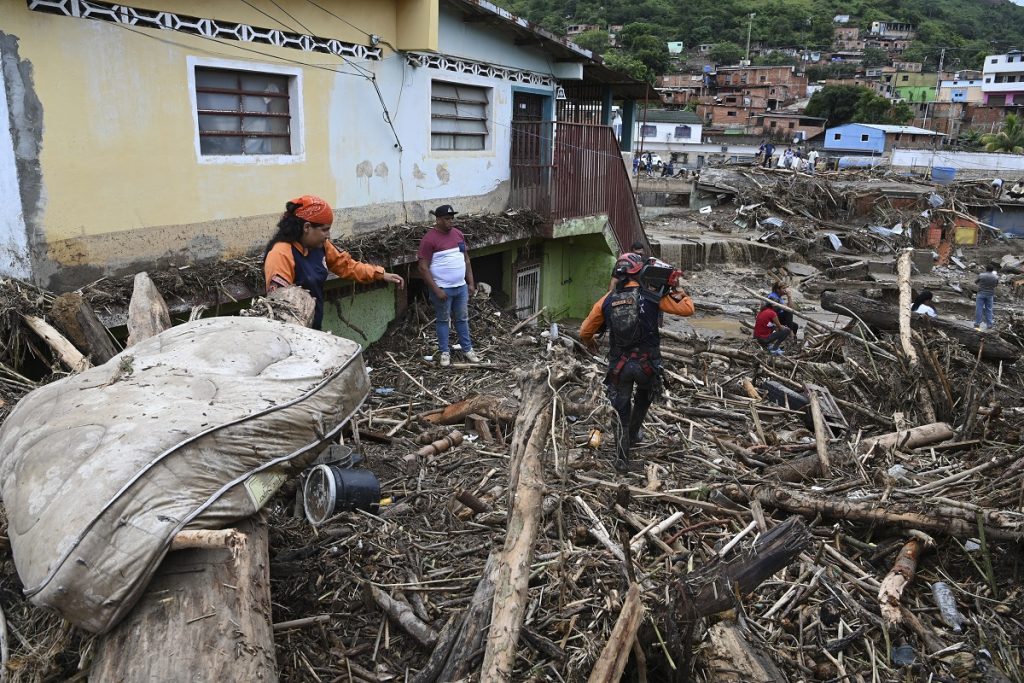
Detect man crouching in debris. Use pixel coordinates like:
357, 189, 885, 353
579, 253, 694, 471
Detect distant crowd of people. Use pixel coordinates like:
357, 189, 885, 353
631, 152, 699, 180
755, 142, 819, 174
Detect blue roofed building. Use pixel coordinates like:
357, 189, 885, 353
824, 123, 945, 154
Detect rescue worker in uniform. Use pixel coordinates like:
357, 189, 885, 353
579, 253, 695, 471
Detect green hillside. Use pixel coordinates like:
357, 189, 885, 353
499, 0, 1024, 76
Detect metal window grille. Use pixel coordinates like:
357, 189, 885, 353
431, 81, 489, 151
515, 266, 541, 320
674, 125, 691, 138
195, 68, 291, 155
641, 125, 657, 137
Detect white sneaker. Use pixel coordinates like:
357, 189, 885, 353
464, 350, 481, 363
440, 352, 451, 367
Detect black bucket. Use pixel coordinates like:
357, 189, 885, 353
303, 464, 381, 525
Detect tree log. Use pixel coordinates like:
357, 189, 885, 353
706, 621, 788, 683
21, 315, 90, 373
721, 484, 1023, 541
411, 553, 498, 683
90, 517, 276, 681
127, 272, 172, 347
481, 364, 571, 682
671, 517, 812, 624
264, 285, 315, 327
897, 250, 918, 366
370, 585, 438, 647
878, 537, 928, 625
807, 392, 831, 478
587, 584, 644, 683
49, 292, 120, 364
422, 394, 519, 425
861, 422, 954, 453
761, 453, 822, 483
821, 290, 1017, 361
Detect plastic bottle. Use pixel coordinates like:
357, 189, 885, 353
550, 322, 559, 341
930, 581, 964, 633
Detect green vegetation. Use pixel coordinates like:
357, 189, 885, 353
804, 84, 913, 125
982, 114, 1024, 154
710, 42, 745, 65
499, 0, 1024, 76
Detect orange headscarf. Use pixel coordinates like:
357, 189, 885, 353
289, 195, 334, 226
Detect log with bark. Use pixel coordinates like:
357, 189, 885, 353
706, 621, 788, 683
878, 536, 931, 625
587, 584, 645, 683
49, 291, 120, 364
670, 516, 812, 625
481, 361, 573, 682
721, 484, 1023, 541
860, 422, 954, 454
421, 393, 519, 426
411, 554, 499, 683
820, 290, 1017, 361
90, 517, 276, 681
21, 315, 91, 373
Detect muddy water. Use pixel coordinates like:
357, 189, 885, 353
665, 313, 749, 340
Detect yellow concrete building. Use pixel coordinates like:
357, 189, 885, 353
2, 0, 442, 289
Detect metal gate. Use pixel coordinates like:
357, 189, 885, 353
515, 266, 541, 320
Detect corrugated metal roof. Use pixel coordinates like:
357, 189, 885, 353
637, 108, 703, 124
859, 124, 946, 135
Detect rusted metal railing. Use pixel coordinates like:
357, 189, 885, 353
509, 121, 646, 253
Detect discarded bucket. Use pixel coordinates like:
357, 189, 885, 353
931, 166, 956, 184
303, 464, 381, 525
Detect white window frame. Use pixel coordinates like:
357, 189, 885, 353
430, 79, 492, 153
187, 56, 305, 165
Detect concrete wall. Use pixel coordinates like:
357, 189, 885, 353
0, 0, 564, 291
824, 124, 885, 153
891, 149, 1024, 172
635, 120, 702, 147
541, 232, 617, 319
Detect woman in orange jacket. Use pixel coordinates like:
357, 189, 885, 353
263, 195, 404, 329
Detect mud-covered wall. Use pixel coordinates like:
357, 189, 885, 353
0, 0, 553, 291
0, 33, 40, 280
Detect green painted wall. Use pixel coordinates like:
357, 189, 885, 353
321, 284, 396, 346
897, 86, 935, 102
541, 234, 617, 319
314, 227, 617, 344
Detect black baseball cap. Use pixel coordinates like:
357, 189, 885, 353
431, 204, 458, 217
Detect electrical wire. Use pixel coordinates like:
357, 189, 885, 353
265, 0, 314, 35
236, 0, 294, 31
301, 0, 375, 41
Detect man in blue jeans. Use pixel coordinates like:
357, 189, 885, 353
418, 205, 480, 366
974, 263, 998, 331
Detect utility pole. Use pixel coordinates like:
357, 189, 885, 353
745, 13, 756, 65
923, 47, 945, 133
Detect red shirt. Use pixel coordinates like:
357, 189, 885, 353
754, 307, 779, 339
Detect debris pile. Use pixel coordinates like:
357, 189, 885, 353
0, 192, 1022, 681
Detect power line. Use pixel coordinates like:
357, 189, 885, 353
236, 0, 294, 31
265, 0, 314, 35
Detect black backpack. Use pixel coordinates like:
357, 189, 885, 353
606, 288, 643, 348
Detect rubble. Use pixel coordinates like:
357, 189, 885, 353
0, 174, 1022, 681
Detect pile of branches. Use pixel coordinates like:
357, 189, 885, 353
2, 288, 1024, 681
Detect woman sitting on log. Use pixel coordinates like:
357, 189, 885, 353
263, 195, 405, 330
911, 290, 937, 318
